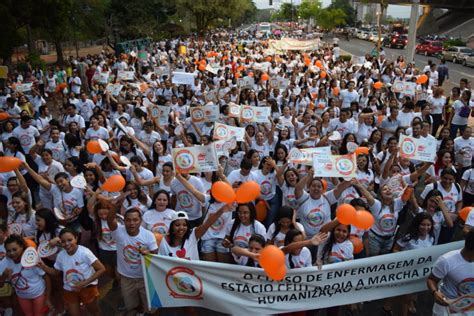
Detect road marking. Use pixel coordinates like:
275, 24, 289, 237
459, 72, 474, 78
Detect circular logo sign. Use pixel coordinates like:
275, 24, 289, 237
401, 138, 416, 157
191, 108, 204, 122
174, 149, 194, 172
166, 267, 203, 300
335, 157, 355, 176
241, 107, 254, 121
215, 125, 229, 139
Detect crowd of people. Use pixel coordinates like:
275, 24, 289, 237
0, 28, 473, 316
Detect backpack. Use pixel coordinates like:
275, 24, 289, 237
433, 181, 461, 196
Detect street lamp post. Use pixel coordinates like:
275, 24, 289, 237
406, 0, 420, 63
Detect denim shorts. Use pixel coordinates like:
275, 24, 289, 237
201, 238, 229, 254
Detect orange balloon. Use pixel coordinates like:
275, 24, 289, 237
315, 60, 323, 68
336, 204, 357, 225
235, 181, 260, 203
261, 73, 270, 81
320, 71, 327, 79
304, 58, 311, 66
154, 233, 164, 247
354, 147, 369, 155
265, 56, 272, 62
0, 157, 22, 172
0, 112, 10, 120
222, 55, 228, 61
255, 200, 268, 222
259, 245, 285, 270
353, 211, 374, 230
417, 74, 428, 84
207, 52, 213, 58
199, 59, 206, 65
211, 181, 235, 204
332, 87, 340, 96
234, 72, 241, 79
86, 140, 102, 154
459, 207, 473, 222
349, 236, 364, 254
401, 186, 413, 203
102, 175, 126, 193
248, 72, 254, 77
266, 265, 287, 281
321, 179, 327, 192
373, 82, 383, 89
24, 238, 37, 248
198, 64, 206, 71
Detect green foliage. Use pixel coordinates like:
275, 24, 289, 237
298, 0, 321, 20
27, 53, 46, 70
328, 0, 356, 26
443, 39, 466, 48
271, 3, 298, 21
340, 55, 352, 62
316, 8, 347, 29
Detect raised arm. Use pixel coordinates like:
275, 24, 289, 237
281, 232, 328, 254
175, 173, 205, 203
353, 179, 375, 206
231, 246, 259, 262
195, 204, 233, 240
332, 180, 353, 199
22, 162, 52, 191
14, 168, 28, 192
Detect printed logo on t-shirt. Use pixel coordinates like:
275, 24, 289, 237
457, 278, 474, 295
101, 227, 116, 246
177, 191, 193, 209
151, 223, 168, 234
122, 244, 141, 266
260, 180, 272, 197
210, 217, 225, 233
329, 251, 345, 263
20, 134, 32, 147
307, 208, 324, 227
65, 269, 84, 287
11, 273, 29, 291
379, 214, 396, 233
234, 235, 249, 248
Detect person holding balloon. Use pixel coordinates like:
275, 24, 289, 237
231, 234, 266, 267
267, 206, 305, 247
282, 230, 328, 269
253, 157, 280, 227
223, 203, 266, 250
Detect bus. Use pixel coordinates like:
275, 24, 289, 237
257, 23, 272, 35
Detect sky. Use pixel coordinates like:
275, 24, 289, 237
254, 0, 411, 18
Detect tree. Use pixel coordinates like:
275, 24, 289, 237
364, 13, 374, 24
298, 0, 321, 20
175, 0, 253, 36
316, 8, 347, 30
328, 0, 356, 26
271, 2, 299, 22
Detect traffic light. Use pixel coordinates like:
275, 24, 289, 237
269, 0, 272, 5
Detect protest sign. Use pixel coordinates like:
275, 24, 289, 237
313, 154, 357, 178
392, 80, 416, 96
351, 56, 365, 66
15, 83, 33, 93
143, 241, 462, 314
105, 84, 124, 96
214, 137, 237, 157
154, 66, 170, 78
228, 103, 241, 118
240, 105, 271, 123
288, 147, 331, 166
151, 105, 171, 126
93, 72, 110, 85
270, 77, 289, 90
190, 105, 219, 123
172, 72, 195, 86
237, 76, 255, 89
399, 135, 436, 162
213, 122, 245, 142
172, 144, 218, 174
117, 71, 135, 81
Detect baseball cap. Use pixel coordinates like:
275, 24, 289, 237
170, 211, 189, 222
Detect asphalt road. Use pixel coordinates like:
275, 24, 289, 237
335, 37, 474, 88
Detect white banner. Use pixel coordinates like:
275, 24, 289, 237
117, 71, 135, 81
241, 105, 271, 123
269, 77, 289, 90
151, 105, 171, 126
15, 83, 33, 93
143, 241, 463, 314
190, 105, 219, 123
172, 144, 218, 174
213, 122, 245, 142
289, 147, 331, 166
392, 80, 416, 96
172, 72, 195, 86
399, 135, 436, 163
237, 77, 255, 89
93, 71, 110, 85
106, 83, 123, 96
154, 66, 170, 78
313, 154, 357, 178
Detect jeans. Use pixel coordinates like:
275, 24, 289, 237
263, 193, 282, 228
450, 124, 466, 139
367, 231, 394, 256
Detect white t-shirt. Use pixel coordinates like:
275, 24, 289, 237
225, 220, 266, 248
227, 170, 257, 187
279, 183, 309, 210
297, 191, 337, 238
285, 247, 312, 268
432, 249, 474, 299
12, 125, 40, 152
462, 169, 474, 195
454, 136, 474, 168
159, 229, 200, 261
45, 140, 67, 163
420, 182, 462, 214
253, 170, 276, 201
54, 245, 99, 291
142, 208, 176, 235
5, 258, 45, 299
170, 176, 203, 221
267, 222, 305, 247
369, 198, 405, 237
340, 90, 359, 109
451, 100, 470, 126
111, 225, 158, 278
318, 238, 354, 264
328, 118, 357, 137
85, 126, 109, 141
49, 185, 84, 219
396, 234, 434, 251
201, 198, 233, 241
427, 96, 446, 115
97, 219, 116, 251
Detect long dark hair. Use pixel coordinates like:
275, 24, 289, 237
284, 229, 304, 269
151, 190, 170, 210
400, 212, 434, 243
422, 189, 443, 212
94, 201, 110, 241
229, 203, 257, 242
35, 208, 59, 243
168, 219, 191, 250
321, 224, 351, 263
272, 206, 296, 240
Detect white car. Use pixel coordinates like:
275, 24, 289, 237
463, 53, 474, 67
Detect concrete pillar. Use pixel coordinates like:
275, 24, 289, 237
406, 0, 420, 63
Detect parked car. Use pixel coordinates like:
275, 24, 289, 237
415, 41, 443, 56
463, 52, 474, 67
383, 34, 408, 49
442, 46, 473, 63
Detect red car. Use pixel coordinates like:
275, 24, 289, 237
416, 41, 443, 56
